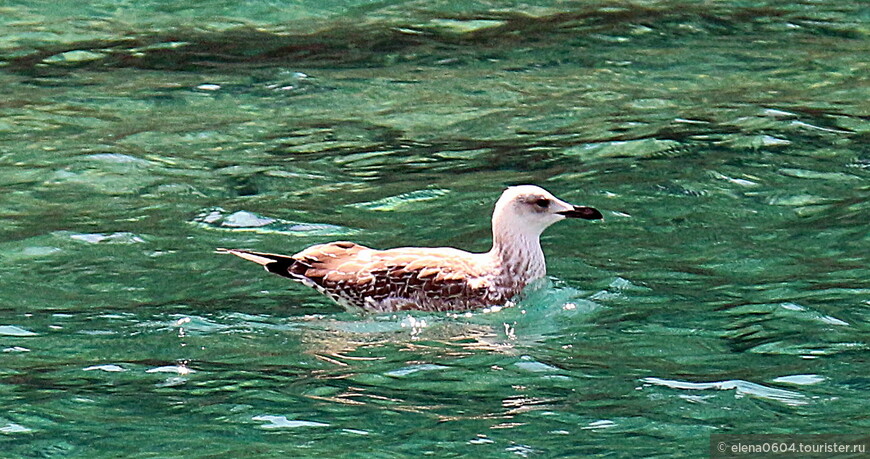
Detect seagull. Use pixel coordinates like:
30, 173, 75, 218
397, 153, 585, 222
218, 185, 602, 312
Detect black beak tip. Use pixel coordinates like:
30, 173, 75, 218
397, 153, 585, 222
559, 206, 603, 220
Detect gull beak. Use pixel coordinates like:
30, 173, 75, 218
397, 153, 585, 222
557, 205, 603, 220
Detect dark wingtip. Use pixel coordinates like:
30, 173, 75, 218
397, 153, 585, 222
558, 206, 603, 220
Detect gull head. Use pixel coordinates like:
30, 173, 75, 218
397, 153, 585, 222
492, 185, 602, 237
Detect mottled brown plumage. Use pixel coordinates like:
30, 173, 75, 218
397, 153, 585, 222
218, 185, 601, 312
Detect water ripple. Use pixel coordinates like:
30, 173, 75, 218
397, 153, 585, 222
193, 207, 358, 236
641, 377, 809, 406
252, 415, 329, 429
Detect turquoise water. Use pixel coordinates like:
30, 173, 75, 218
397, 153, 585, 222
1, 0, 868, 457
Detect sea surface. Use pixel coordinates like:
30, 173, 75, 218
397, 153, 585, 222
1, 0, 868, 457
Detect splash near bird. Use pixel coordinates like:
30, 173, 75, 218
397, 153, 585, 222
218, 185, 602, 312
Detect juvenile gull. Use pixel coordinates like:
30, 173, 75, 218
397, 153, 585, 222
218, 185, 602, 312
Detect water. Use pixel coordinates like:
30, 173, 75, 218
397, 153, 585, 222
1, 0, 868, 457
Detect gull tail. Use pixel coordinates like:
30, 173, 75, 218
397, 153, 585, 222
216, 248, 297, 279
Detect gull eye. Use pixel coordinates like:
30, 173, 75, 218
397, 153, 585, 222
535, 198, 550, 208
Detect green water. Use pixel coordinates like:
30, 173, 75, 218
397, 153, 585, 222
1, 0, 868, 457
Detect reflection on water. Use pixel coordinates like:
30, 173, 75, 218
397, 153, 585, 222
1, 0, 868, 457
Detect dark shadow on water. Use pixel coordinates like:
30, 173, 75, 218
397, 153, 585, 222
3, 2, 864, 76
